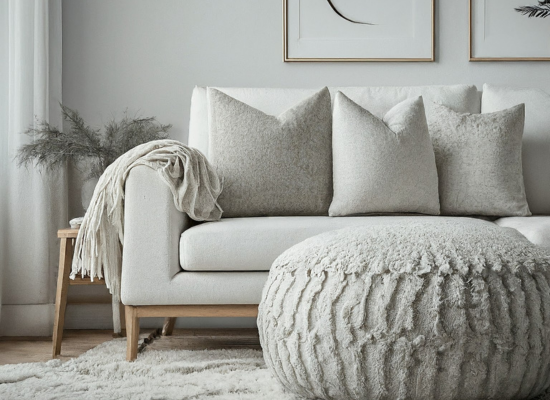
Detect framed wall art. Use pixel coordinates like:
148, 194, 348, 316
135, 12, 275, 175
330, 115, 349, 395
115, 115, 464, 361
283, 0, 435, 62
470, 0, 550, 61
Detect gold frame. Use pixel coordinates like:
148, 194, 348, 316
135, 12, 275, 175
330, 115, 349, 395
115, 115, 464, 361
469, 0, 550, 62
283, 0, 435, 62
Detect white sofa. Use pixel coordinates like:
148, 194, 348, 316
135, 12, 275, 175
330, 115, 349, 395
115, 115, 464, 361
121, 84, 550, 360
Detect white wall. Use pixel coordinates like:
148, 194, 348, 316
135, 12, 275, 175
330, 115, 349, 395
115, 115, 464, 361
62, 0, 550, 145
59, 0, 550, 331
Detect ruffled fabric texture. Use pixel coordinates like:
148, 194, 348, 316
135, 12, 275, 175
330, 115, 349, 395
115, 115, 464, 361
259, 218, 550, 400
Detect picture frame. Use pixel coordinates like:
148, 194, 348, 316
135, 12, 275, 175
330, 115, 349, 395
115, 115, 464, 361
470, 0, 550, 61
283, 0, 435, 62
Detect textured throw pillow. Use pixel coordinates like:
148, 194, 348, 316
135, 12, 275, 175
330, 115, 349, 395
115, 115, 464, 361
329, 92, 440, 216
482, 84, 550, 215
428, 103, 531, 216
208, 87, 332, 217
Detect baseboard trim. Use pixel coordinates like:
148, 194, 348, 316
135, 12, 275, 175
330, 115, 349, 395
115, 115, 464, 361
0, 304, 55, 336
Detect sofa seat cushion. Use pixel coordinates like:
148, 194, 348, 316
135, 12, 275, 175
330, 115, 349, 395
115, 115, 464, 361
495, 217, 550, 247
180, 216, 472, 271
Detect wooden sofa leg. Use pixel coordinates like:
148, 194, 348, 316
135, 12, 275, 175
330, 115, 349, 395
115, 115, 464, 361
162, 317, 176, 336
125, 306, 139, 361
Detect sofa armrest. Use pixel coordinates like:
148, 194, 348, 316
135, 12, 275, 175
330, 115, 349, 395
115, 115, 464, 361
121, 165, 190, 305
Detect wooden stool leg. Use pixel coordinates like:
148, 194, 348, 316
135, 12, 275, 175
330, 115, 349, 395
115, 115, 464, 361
113, 302, 127, 338
126, 305, 139, 361
162, 317, 176, 336
52, 238, 73, 358
119, 302, 126, 337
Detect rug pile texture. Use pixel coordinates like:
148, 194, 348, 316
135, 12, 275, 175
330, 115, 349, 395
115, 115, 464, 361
1, 338, 550, 399
0, 339, 296, 400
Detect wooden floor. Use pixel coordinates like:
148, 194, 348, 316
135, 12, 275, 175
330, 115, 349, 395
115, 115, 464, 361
0, 328, 261, 366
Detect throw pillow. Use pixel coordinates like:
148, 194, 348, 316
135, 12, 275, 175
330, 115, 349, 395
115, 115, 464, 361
329, 92, 440, 216
428, 103, 531, 216
208, 87, 333, 217
482, 84, 550, 215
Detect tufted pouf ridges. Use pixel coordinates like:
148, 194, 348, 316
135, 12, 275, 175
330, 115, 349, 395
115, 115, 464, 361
258, 218, 550, 400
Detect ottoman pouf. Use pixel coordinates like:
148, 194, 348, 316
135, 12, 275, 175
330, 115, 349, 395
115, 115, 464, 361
257, 218, 550, 400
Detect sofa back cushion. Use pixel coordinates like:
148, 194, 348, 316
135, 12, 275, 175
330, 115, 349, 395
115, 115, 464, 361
208, 87, 333, 217
482, 84, 550, 215
189, 85, 481, 158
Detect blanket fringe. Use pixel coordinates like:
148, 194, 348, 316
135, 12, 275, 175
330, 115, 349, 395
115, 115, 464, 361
71, 140, 223, 333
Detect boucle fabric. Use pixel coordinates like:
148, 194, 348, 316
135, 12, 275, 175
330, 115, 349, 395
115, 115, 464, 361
258, 218, 550, 400
428, 103, 531, 216
329, 93, 439, 216
208, 87, 332, 217
72, 140, 223, 333
0, 340, 298, 400
482, 84, 550, 215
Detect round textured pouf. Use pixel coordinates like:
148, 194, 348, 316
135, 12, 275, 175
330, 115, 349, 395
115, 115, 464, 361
258, 218, 550, 400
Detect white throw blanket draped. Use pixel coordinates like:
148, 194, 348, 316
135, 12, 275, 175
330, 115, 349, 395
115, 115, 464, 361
71, 140, 223, 333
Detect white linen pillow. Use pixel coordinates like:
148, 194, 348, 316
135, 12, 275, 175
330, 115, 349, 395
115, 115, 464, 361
428, 103, 531, 216
329, 92, 440, 216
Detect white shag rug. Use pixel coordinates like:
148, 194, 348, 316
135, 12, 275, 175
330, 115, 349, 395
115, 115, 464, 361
0, 339, 298, 400
1, 339, 550, 400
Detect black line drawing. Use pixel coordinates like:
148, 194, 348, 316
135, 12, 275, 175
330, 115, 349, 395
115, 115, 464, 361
326, 0, 376, 25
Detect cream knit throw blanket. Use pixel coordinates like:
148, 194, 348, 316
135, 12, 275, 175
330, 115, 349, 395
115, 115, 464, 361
71, 140, 223, 333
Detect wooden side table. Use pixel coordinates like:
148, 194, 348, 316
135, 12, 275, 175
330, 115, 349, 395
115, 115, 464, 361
52, 228, 123, 358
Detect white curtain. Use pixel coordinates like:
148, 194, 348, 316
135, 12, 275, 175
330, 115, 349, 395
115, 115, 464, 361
0, 0, 67, 335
